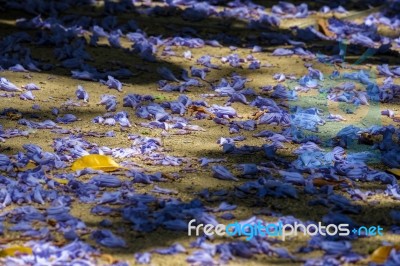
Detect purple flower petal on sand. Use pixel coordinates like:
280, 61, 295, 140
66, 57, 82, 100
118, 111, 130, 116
0, 154, 13, 172
349, 32, 375, 48
56, 114, 78, 124
279, 170, 305, 185
91, 229, 127, 248
227, 241, 253, 258
252, 45, 262, 53
33, 186, 45, 205
157, 66, 179, 82
327, 113, 346, 121
97, 192, 122, 205
274, 73, 286, 82
210, 105, 238, 118
108, 31, 122, 48
381, 109, 395, 118
76, 85, 89, 102
153, 243, 186, 255
90, 174, 122, 188
115, 111, 131, 127
269, 245, 296, 259
98, 94, 117, 112
18, 119, 60, 129
1, 190, 12, 208
272, 48, 293, 56
237, 163, 258, 176
211, 202, 237, 212
135, 252, 151, 264
227, 93, 249, 105
127, 171, 152, 184
304, 257, 340, 266
20, 91, 35, 100
9, 64, 28, 72
123, 94, 154, 109
258, 112, 290, 126
71, 70, 97, 81
391, 66, 400, 76
322, 212, 356, 227
190, 66, 208, 80
320, 241, 352, 255
249, 61, 261, 69
220, 213, 235, 220
0, 77, 21, 92
93, 25, 109, 37
10, 222, 32, 232
22, 83, 40, 90
199, 158, 226, 167
187, 251, 217, 265
151, 185, 178, 195
197, 55, 220, 69
308, 67, 324, 81
386, 184, 400, 200
163, 219, 189, 231
206, 40, 222, 47
100, 75, 122, 92
92, 205, 115, 215
63, 229, 79, 241
183, 50, 192, 59
212, 165, 238, 181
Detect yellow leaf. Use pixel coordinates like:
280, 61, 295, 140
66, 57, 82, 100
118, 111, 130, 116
17, 161, 36, 172
387, 168, 400, 177
71, 154, 123, 172
48, 176, 69, 185
369, 245, 400, 264
317, 18, 337, 38
0, 246, 32, 257
45, 171, 69, 185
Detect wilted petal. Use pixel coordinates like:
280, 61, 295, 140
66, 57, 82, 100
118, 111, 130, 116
151, 185, 178, 194
135, 252, 151, 264
100, 75, 122, 92
272, 48, 293, 56
187, 250, 217, 265
91, 229, 126, 248
153, 243, 186, 255
56, 114, 78, 124
320, 241, 352, 255
76, 85, 89, 102
212, 165, 238, 181
22, 83, 40, 90
157, 67, 179, 82
9, 64, 28, 72
0, 77, 21, 92
90, 174, 122, 188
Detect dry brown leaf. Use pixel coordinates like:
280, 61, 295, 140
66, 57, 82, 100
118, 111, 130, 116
387, 168, 400, 177
317, 18, 336, 38
94, 254, 119, 264
369, 245, 400, 264
312, 178, 351, 188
